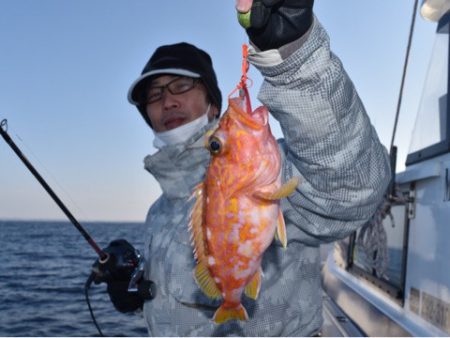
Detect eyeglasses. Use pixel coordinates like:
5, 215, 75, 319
146, 77, 200, 104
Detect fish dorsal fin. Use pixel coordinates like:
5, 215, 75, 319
188, 183, 207, 263
189, 183, 222, 300
244, 267, 263, 300
253, 177, 300, 201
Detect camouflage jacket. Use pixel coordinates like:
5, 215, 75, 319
141, 18, 391, 336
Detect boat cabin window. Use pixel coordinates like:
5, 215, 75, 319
406, 14, 450, 165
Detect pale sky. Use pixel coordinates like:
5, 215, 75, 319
0, 1, 437, 221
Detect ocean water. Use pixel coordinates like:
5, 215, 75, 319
0, 220, 148, 337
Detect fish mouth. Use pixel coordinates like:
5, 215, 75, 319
228, 98, 267, 130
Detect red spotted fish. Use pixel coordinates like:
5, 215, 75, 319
189, 95, 299, 324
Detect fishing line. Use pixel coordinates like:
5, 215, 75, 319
229, 44, 253, 113
85, 273, 105, 337
1, 118, 111, 335
2, 118, 152, 337
4, 123, 90, 221
0, 119, 108, 260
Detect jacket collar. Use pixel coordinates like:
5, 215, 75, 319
144, 120, 217, 199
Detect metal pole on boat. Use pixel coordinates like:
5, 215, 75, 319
0, 119, 108, 261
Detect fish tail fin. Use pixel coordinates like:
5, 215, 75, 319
213, 303, 248, 324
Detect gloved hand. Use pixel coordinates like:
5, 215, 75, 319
236, 0, 314, 51
91, 239, 154, 313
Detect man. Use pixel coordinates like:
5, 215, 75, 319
124, 0, 391, 336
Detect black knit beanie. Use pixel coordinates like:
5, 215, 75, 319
127, 42, 222, 128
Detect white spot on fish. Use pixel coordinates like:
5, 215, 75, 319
206, 228, 212, 240
208, 256, 216, 266
250, 227, 258, 234
234, 264, 252, 279
237, 240, 253, 257
250, 209, 261, 225
262, 207, 275, 219
214, 277, 221, 283
206, 197, 210, 204
228, 223, 242, 243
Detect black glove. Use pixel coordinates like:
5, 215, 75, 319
238, 0, 314, 51
91, 239, 155, 313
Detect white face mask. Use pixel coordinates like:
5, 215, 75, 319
153, 104, 211, 149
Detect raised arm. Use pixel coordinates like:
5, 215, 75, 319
237, 0, 391, 243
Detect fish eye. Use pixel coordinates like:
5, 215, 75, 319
208, 136, 222, 155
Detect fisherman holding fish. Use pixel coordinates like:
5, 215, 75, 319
108, 0, 391, 335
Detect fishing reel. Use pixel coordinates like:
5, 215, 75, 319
87, 239, 156, 313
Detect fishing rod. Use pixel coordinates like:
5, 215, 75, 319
0, 119, 108, 262
1, 119, 154, 336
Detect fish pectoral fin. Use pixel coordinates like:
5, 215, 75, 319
194, 262, 222, 300
213, 303, 249, 324
244, 268, 262, 300
276, 209, 287, 248
253, 177, 300, 201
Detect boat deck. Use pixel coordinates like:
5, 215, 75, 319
322, 292, 365, 337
